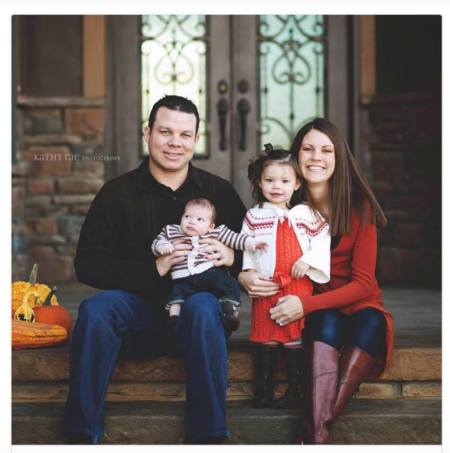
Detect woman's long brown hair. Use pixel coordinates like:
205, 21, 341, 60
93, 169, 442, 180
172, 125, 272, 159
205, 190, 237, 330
290, 118, 387, 236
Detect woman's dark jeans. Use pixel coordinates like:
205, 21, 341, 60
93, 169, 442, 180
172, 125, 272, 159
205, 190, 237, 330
63, 290, 229, 443
303, 307, 386, 357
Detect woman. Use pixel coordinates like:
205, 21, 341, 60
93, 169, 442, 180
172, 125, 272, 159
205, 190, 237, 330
238, 118, 394, 444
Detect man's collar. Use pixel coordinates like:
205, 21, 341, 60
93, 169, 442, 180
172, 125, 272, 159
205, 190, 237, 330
187, 163, 205, 190
137, 157, 158, 189
138, 156, 204, 191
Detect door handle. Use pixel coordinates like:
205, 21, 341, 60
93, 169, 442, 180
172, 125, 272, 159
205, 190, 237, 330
237, 98, 250, 151
217, 97, 228, 151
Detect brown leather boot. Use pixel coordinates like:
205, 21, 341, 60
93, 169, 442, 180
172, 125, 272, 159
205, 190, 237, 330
300, 341, 339, 444
333, 345, 375, 420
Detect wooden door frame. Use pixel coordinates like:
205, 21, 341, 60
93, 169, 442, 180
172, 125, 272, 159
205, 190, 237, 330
196, 15, 232, 180
230, 15, 259, 208
105, 15, 141, 180
326, 15, 350, 140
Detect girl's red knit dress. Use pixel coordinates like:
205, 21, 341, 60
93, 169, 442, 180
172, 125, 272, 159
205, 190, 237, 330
249, 219, 313, 343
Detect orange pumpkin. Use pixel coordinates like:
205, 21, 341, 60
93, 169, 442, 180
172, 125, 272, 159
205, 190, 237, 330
12, 319, 68, 349
33, 287, 72, 337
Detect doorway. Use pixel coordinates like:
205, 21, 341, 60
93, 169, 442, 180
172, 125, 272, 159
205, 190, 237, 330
106, 15, 349, 206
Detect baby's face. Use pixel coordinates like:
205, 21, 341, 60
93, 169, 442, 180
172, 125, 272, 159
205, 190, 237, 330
180, 205, 214, 236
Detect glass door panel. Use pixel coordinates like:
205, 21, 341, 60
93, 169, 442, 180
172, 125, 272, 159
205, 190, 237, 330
138, 15, 330, 206
258, 15, 325, 148
140, 15, 208, 157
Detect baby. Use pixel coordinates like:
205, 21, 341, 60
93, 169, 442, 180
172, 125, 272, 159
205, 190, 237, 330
151, 197, 267, 331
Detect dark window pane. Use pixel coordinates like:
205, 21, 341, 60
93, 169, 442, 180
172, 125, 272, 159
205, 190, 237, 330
20, 15, 82, 97
376, 16, 441, 95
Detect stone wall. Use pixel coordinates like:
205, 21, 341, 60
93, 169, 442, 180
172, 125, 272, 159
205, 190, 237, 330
363, 93, 441, 289
12, 158, 28, 281
12, 96, 107, 283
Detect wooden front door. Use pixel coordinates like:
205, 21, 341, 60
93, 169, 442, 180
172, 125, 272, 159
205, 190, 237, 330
107, 15, 349, 207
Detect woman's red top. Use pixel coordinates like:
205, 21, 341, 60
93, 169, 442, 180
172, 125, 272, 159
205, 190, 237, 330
300, 206, 394, 377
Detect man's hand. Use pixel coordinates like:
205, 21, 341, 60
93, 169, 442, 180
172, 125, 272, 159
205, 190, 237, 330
155, 241, 191, 277
238, 269, 279, 298
199, 237, 234, 267
291, 259, 310, 279
160, 243, 174, 255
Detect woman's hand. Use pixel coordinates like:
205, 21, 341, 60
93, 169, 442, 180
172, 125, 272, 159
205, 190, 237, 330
155, 240, 191, 277
238, 269, 279, 298
269, 294, 304, 326
199, 237, 234, 267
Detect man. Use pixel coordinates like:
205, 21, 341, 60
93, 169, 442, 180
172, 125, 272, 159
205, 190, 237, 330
63, 95, 246, 444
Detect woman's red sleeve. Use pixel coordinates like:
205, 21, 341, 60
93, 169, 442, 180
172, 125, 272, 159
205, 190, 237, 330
300, 221, 378, 315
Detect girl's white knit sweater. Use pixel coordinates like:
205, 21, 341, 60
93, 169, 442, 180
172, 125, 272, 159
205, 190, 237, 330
241, 202, 330, 284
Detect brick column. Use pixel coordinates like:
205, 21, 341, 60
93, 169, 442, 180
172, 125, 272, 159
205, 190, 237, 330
362, 93, 441, 288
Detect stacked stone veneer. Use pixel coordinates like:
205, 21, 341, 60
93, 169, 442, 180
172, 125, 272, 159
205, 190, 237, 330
363, 93, 441, 289
13, 97, 108, 283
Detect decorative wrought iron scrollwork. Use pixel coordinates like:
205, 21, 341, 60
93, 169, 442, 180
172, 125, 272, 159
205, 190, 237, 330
141, 15, 208, 156
259, 15, 326, 149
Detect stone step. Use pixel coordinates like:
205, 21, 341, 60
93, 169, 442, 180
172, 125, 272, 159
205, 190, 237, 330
12, 380, 441, 403
12, 343, 441, 383
12, 399, 441, 444
12, 343, 441, 403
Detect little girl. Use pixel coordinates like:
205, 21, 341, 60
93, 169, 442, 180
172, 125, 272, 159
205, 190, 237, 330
242, 144, 330, 408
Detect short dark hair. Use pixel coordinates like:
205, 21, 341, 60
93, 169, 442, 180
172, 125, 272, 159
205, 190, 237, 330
148, 95, 200, 134
184, 198, 217, 224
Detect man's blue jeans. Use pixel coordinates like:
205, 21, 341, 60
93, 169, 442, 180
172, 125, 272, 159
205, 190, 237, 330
63, 290, 229, 443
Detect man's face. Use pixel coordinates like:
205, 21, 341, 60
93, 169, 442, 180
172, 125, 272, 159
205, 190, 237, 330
144, 107, 198, 175
180, 205, 214, 237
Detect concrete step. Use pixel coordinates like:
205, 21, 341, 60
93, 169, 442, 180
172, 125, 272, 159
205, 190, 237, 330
12, 343, 441, 403
12, 399, 441, 444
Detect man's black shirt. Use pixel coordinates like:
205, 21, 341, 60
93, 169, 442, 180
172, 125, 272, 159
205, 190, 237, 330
74, 157, 247, 311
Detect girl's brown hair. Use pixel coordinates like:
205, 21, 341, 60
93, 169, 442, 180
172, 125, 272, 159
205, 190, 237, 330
290, 118, 387, 235
248, 143, 302, 208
